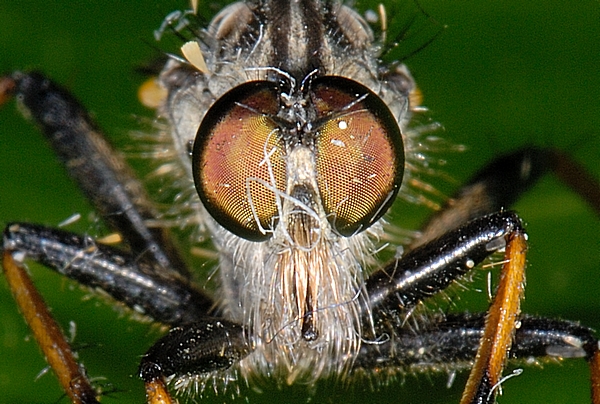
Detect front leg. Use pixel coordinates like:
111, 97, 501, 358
365, 211, 600, 403
356, 313, 600, 401
2, 249, 99, 404
139, 319, 250, 404
1, 220, 218, 403
366, 211, 528, 404
3, 223, 213, 326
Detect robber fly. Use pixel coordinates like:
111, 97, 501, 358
1, 0, 600, 404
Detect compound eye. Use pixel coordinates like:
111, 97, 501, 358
312, 76, 404, 236
192, 81, 286, 241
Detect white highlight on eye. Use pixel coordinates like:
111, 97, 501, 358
181, 41, 209, 74
330, 139, 345, 147
338, 120, 348, 130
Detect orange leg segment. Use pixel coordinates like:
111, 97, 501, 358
460, 230, 527, 404
2, 249, 99, 404
145, 378, 176, 404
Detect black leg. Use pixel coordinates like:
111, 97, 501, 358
365, 210, 529, 403
139, 318, 250, 402
5, 71, 192, 279
356, 313, 599, 387
366, 211, 523, 316
3, 223, 213, 326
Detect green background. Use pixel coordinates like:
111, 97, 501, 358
0, 1, 599, 403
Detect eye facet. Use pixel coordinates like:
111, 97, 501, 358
192, 81, 286, 241
311, 76, 404, 236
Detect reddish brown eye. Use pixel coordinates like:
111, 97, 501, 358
192, 81, 286, 241
312, 77, 404, 236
